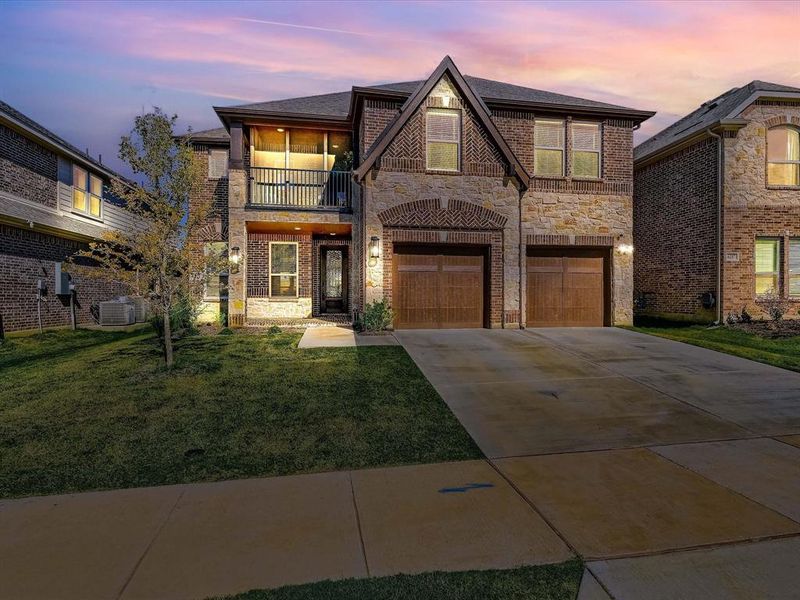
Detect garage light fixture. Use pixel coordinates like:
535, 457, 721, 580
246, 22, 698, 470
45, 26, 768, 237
368, 236, 380, 267
230, 246, 240, 273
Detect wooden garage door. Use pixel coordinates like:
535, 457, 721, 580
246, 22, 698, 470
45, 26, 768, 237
393, 248, 484, 329
527, 253, 605, 327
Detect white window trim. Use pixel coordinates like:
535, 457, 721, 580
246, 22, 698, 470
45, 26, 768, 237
269, 241, 299, 298
755, 237, 781, 297
72, 165, 103, 220
534, 118, 565, 178
571, 121, 602, 180
766, 125, 800, 188
426, 108, 461, 172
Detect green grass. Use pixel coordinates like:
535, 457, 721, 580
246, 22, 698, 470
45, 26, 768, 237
627, 322, 800, 372
0, 328, 481, 498
215, 561, 583, 600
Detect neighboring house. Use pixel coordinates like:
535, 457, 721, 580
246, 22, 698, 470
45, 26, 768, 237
189, 56, 653, 329
0, 100, 134, 332
634, 81, 800, 322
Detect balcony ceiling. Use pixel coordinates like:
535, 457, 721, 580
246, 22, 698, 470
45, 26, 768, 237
246, 221, 352, 236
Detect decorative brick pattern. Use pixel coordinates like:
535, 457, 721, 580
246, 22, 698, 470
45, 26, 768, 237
377, 198, 507, 229
0, 224, 126, 331
0, 123, 58, 209
633, 138, 718, 319
382, 227, 505, 327
526, 233, 614, 246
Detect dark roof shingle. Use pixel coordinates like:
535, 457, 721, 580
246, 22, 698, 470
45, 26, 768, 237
635, 80, 800, 162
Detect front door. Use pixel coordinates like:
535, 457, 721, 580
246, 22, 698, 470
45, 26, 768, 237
320, 247, 347, 313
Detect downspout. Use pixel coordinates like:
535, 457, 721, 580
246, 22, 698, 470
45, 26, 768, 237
519, 183, 525, 329
706, 127, 723, 324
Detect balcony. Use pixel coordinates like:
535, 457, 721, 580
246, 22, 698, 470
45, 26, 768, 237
249, 167, 353, 210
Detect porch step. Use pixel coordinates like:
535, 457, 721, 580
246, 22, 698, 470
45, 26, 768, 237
245, 315, 352, 329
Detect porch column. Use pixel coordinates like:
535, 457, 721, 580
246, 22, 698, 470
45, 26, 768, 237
228, 121, 247, 326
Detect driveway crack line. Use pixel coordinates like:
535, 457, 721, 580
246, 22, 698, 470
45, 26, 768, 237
348, 471, 371, 578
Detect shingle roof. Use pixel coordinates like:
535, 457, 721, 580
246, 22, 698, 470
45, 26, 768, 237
0, 100, 125, 180
188, 127, 230, 142
635, 80, 800, 162
226, 74, 648, 118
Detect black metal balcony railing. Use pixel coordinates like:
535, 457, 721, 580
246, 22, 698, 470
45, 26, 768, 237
250, 167, 353, 209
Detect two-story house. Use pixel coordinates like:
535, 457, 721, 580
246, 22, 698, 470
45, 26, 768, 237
190, 56, 653, 329
0, 100, 134, 332
634, 81, 800, 322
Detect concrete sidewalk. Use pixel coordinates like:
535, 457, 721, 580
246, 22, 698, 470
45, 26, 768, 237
0, 460, 570, 600
298, 326, 398, 348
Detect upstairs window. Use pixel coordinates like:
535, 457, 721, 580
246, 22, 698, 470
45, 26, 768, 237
72, 166, 102, 218
534, 119, 565, 177
208, 149, 228, 179
426, 108, 460, 172
755, 238, 780, 295
767, 126, 800, 186
790, 239, 800, 298
572, 122, 601, 178
270, 242, 298, 297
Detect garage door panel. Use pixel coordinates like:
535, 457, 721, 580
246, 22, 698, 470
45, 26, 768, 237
393, 249, 484, 329
527, 253, 606, 327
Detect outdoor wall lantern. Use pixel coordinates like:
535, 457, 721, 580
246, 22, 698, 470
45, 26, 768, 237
230, 246, 240, 274
617, 243, 634, 255
368, 236, 380, 267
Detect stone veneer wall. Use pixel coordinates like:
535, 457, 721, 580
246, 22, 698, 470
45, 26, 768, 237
722, 103, 800, 318
633, 138, 719, 320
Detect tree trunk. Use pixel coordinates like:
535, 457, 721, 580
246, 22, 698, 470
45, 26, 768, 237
163, 304, 174, 367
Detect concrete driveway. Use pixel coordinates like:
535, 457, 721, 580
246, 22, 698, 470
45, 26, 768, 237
397, 327, 800, 598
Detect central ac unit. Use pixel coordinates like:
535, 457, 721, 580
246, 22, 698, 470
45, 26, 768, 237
119, 295, 149, 322
98, 301, 135, 326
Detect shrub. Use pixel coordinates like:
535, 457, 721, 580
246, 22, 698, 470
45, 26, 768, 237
150, 293, 198, 339
362, 299, 394, 332
725, 311, 739, 325
740, 306, 752, 324
267, 325, 282, 335
756, 291, 788, 322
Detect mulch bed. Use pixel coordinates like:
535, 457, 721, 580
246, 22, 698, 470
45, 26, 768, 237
729, 319, 800, 339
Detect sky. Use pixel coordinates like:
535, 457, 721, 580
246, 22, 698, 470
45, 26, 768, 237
1, 0, 798, 177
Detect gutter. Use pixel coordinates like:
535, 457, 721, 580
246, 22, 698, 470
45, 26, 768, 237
706, 127, 723, 324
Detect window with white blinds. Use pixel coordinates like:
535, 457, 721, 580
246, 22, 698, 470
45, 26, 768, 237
208, 149, 229, 179
426, 108, 460, 171
572, 122, 601, 178
534, 119, 565, 177
790, 239, 800, 297
755, 238, 780, 295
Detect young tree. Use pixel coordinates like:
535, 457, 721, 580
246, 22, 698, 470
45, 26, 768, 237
75, 109, 219, 367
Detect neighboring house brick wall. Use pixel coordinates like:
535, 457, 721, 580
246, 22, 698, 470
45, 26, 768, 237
0, 224, 126, 331
633, 138, 718, 320
722, 103, 800, 318
0, 123, 58, 208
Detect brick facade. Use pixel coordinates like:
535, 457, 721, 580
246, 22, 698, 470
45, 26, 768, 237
0, 123, 58, 208
191, 146, 229, 243
0, 224, 126, 331
633, 138, 719, 320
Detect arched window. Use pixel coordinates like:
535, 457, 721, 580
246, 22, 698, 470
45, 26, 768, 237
767, 125, 800, 186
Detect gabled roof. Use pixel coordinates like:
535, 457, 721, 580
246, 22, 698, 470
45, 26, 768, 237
635, 80, 800, 163
0, 100, 126, 181
353, 56, 530, 189
188, 127, 230, 144
215, 71, 654, 125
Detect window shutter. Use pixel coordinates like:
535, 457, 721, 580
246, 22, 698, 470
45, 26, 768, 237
208, 149, 229, 179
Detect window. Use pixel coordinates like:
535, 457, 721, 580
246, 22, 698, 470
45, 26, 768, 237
534, 119, 565, 177
767, 126, 800, 186
790, 239, 800, 298
572, 122, 601, 178
72, 166, 102, 217
426, 108, 460, 171
270, 242, 298, 297
208, 149, 228, 179
755, 238, 780, 295
204, 242, 228, 300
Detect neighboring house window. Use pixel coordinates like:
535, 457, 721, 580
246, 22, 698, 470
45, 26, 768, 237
270, 242, 298, 297
755, 238, 780, 295
72, 166, 102, 217
534, 119, 565, 177
767, 125, 799, 186
572, 122, 601, 178
790, 239, 800, 298
426, 108, 460, 171
208, 149, 229, 179
204, 242, 228, 300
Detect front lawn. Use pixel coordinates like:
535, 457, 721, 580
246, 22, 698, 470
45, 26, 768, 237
216, 561, 583, 600
629, 321, 800, 372
0, 328, 481, 498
